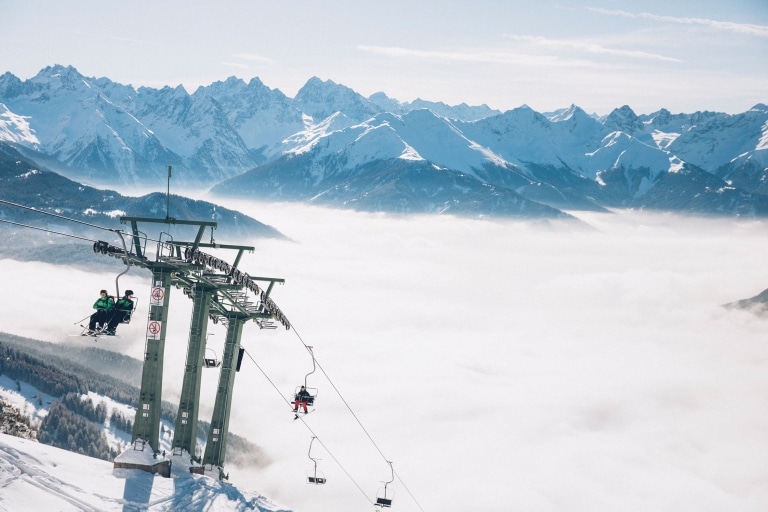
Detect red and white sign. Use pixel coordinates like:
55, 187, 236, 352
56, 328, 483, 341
146, 320, 162, 340
150, 287, 165, 306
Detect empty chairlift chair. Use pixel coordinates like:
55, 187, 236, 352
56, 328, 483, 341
306, 436, 326, 485
375, 461, 395, 508
204, 348, 221, 368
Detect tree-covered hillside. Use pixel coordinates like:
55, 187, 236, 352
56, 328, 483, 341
0, 332, 266, 465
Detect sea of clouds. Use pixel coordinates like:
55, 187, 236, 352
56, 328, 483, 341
1, 201, 766, 512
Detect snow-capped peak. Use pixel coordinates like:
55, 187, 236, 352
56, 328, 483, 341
0, 103, 39, 146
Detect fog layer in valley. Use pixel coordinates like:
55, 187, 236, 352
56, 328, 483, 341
1, 200, 766, 512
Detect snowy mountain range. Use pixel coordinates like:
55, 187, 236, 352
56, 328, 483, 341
1, 64, 767, 218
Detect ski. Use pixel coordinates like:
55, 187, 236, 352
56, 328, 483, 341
69, 325, 120, 339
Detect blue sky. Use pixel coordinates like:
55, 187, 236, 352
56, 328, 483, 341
2, 1, 766, 115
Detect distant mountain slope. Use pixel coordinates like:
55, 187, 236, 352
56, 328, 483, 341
723, 287, 768, 316
0, 142, 284, 240
213, 106, 768, 217
214, 153, 572, 218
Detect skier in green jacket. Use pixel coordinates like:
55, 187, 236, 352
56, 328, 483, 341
106, 290, 135, 335
87, 289, 115, 333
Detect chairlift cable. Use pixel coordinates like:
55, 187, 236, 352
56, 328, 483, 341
241, 348, 375, 508
290, 325, 427, 512
0, 199, 191, 248
0, 217, 101, 243
0, 198, 120, 232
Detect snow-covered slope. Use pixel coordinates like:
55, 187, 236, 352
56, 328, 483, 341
0, 354, 285, 512
0, 433, 287, 512
0, 103, 39, 147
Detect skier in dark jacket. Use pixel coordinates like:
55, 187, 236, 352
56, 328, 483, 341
293, 386, 311, 415
106, 290, 135, 335
88, 289, 115, 333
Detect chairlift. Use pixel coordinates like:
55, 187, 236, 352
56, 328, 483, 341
292, 346, 318, 415
114, 294, 138, 325
204, 347, 221, 368
78, 231, 136, 337
73, 292, 131, 339
375, 461, 395, 508
305, 436, 326, 485
292, 384, 317, 416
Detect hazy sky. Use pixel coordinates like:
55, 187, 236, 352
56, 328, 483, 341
1, 0, 766, 115
1, 203, 767, 512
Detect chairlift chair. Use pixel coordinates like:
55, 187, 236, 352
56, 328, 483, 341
116, 296, 138, 325
204, 348, 221, 368
306, 437, 326, 485
292, 345, 319, 413
375, 461, 395, 508
307, 473, 326, 485
294, 385, 318, 408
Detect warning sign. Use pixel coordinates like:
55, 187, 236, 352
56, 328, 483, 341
150, 287, 165, 306
147, 320, 162, 340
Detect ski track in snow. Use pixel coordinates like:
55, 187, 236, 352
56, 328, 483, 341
0, 442, 107, 512
0, 435, 285, 512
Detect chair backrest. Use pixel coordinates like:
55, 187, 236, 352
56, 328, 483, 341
119, 298, 137, 324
